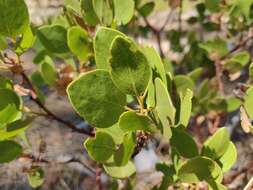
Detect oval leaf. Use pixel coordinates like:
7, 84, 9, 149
0, 0, 29, 37
67, 70, 126, 128
110, 36, 151, 96
84, 132, 116, 163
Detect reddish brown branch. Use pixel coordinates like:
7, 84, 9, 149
96, 165, 103, 190
214, 60, 224, 95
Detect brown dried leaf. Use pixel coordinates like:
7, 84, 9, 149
240, 106, 251, 133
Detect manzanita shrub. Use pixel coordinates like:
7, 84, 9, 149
0, 0, 253, 189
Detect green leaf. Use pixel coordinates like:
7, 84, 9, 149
92, 0, 113, 25
170, 128, 198, 158
205, 0, 221, 12
0, 0, 29, 37
110, 36, 151, 96
226, 97, 241, 112
146, 81, 155, 108
67, 26, 91, 62
244, 87, 253, 119
178, 156, 217, 183
0, 35, 7, 50
16, 26, 35, 54
92, 0, 103, 20
229, 51, 250, 66
224, 51, 250, 73
188, 67, 203, 82
67, 70, 126, 128
202, 128, 230, 160
138, 2, 155, 17
0, 140, 22, 163
114, 132, 135, 166
94, 27, 125, 70
0, 77, 13, 89
81, 0, 99, 25
28, 167, 44, 188
249, 62, 253, 79
142, 46, 167, 86
0, 117, 33, 140
219, 142, 237, 172
155, 78, 175, 139
84, 132, 116, 163
178, 89, 193, 127
119, 111, 155, 133
113, 0, 135, 25
37, 25, 69, 54
101, 0, 113, 25
40, 57, 58, 85
30, 71, 46, 88
65, 0, 81, 14
103, 161, 136, 178
173, 75, 195, 94
0, 89, 22, 125
199, 38, 228, 59
97, 123, 124, 144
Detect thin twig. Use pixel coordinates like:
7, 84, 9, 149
96, 164, 103, 190
20, 71, 95, 137
19, 154, 96, 176
214, 60, 224, 95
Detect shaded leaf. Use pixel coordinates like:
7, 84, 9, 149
0, 140, 22, 163
40, 57, 58, 85
37, 25, 69, 54
114, 132, 135, 166
178, 156, 217, 183
170, 128, 198, 158
81, 0, 99, 25
138, 2, 155, 17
